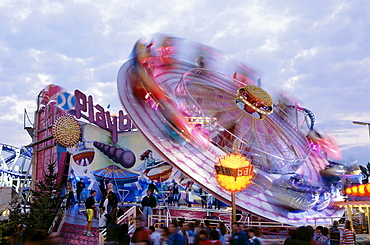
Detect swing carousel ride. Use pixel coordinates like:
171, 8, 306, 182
117, 34, 348, 224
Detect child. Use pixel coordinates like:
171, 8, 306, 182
199, 230, 211, 245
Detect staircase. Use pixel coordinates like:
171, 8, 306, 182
61, 222, 99, 245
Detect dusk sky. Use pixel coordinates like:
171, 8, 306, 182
1, 0, 369, 166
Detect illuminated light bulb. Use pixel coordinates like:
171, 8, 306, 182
365, 183, 370, 197
358, 184, 365, 196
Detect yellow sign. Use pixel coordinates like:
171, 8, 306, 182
214, 153, 254, 193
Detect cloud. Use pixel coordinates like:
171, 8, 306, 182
0, 0, 369, 165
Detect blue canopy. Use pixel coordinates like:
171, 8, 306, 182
92, 165, 139, 184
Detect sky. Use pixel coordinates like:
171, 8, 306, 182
1, 0, 369, 166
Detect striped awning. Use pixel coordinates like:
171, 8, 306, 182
92, 165, 139, 183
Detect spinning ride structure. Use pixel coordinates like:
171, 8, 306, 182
0, 143, 32, 195
117, 34, 344, 224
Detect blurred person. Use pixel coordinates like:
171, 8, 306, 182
99, 207, 108, 231
47, 232, 63, 245
173, 183, 180, 207
149, 226, 161, 245
84, 190, 96, 237
168, 222, 185, 245
76, 177, 86, 204
142, 189, 157, 226
209, 229, 222, 245
193, 219, 203, 245
213, 198, 221, 210
66, 178, 75, 207
340, 220, 355, 245
216, 222, 227, 245
107, 191, 118, 215
230, 223, 248, 245
99, 190, 108, 210
187, 222, 196, 245
198, 230, 210, 245
161, 226, 170, 245
246, 229, 261, 245
329, 221, 340, 245
9, 224, 25, 245
168, 185, 174, 206
106, 216, 120, 244
132, 216, 151, 245
99, 207, 108, 244
313, 226, 323, 242
250, 227, 265, 244
180, 223, 190, 245
99, 177, 106, 194
204, 220, 212, 235
316, 227, 329, 245
284, 226, 314, 245
185, 182, 194, 207
118, 223, 131, 245
24, 229, 47, 245
148, 180, 160, 194
200, 188, 207, 208
106, 179, 114, 194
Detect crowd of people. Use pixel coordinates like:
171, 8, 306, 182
9, 174, 359, 245
283, 220, 356, 245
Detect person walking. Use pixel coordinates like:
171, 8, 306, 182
329, 221, 340, 245
209, 229, 222, 245
84, 190, 96, 237
132, 216, 151, 245
246, 229, 261, 245
216, 222, 227, 245
198, 230, 211, 245
340, 220, 356, 245
149, 226, 162, 245
118, 223, 131, 245
169, 223, 185, 245
161, 226, 170, 245
230, 223, 248, 245
76, 177, 86, 204
316, 227, 330, 245
142, 189, 157, 226
180, 223, 190, 245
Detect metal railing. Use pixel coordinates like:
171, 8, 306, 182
48, 197, 68, 233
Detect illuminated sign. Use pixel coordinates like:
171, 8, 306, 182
214, 153, 254, 193
73, 90, 136, 143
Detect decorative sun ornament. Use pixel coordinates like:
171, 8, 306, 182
52, 114, 81, 147
214, 153, 254, 192
236, 85, 273, 115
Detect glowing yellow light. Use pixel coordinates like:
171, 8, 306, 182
345, 187, 352, 195
215, 153, 253, 193
365, 183, 370, 197
358, 184, 365, 196
351, 186, 358, 195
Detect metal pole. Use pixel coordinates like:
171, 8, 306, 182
367, 206, 370, 235
232, 192, 236, 223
